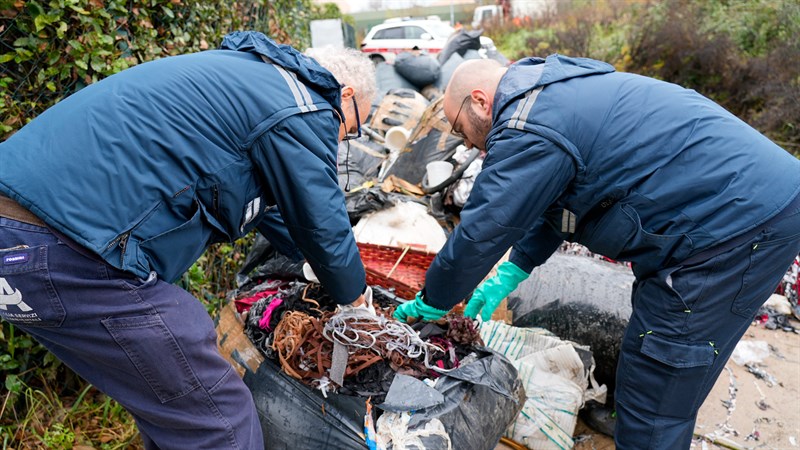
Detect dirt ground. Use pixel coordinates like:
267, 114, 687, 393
568, 319, 800, 450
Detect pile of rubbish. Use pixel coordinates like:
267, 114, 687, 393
236, 279, 483, 399
222, 260, 525, 450
371, 29, 509, 111
337, 30, 504, 238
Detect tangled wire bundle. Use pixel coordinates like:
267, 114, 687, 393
271, 306, 448, 385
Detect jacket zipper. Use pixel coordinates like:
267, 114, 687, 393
212, 185, 220, 218
118, 233, 129, 267
105, 232, 131, 267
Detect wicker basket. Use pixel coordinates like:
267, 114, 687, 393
357, 242, 436, 300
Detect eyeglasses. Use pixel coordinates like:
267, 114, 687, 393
449, 95, 470, 139
342, 96, 361, 141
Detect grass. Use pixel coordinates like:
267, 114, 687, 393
1, 380, 141, 449
1, 239, 252, 449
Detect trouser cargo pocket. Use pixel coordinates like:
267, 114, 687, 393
620, 333, 714, 419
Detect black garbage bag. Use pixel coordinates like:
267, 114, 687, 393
389, 349, 526, 450
240, 349, 523, 450
235, 234, 305, 289
437, 29, 482, 64
394, 52, 441, 90
244, 358, 369, 450
507, 251, 634, 392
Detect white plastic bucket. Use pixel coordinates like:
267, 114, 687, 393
425, 161, 454, 187
384, 126, 411, 151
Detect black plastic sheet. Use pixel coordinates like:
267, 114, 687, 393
386, 128, 462, 185
236, 234, 305, 289
244, 358, 369, 450
437, 29, 483, 64
344, 187, 403, 223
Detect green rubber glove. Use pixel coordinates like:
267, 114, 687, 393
393, 291, 449, 323
464, 261, 530, 321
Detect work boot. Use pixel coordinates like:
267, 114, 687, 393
580, 400, 616, 437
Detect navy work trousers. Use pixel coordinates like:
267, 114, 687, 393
614, 195, 800, 449
0, 218, 263, 449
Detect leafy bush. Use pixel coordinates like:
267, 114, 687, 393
484, 0, 799, 156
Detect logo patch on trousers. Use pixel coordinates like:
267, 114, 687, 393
3, 252, 29, 265
0, 277, 32, 312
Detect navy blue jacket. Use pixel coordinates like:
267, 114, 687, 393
0, 32, 365, 303
425, 54, 800, 309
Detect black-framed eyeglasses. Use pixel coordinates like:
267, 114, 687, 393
449, 95, 470, 139
342, 96, 361, 141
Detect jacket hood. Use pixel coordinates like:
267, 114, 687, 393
493, 54, 615, 120
220, 31, 344, 119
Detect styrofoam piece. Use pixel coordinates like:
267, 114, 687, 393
353, 201, 446, 252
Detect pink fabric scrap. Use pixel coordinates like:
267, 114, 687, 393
234, 289, 279, 313
258, 297, 284, 330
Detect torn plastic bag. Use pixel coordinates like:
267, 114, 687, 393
377, 348, 525, 450
383, 97, 463, 185
345, 187, 403, 222
508, 251, 634, 391
437, 29, 483, 64
236, 233, 274, 288
337, 138, 387, 190
381, 374, 444, 412
480, 321, 607, 450
394, 52, 441, 90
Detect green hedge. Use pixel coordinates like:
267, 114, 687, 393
0, 0, 331, 139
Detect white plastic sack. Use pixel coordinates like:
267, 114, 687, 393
449, 145, 483, 208
480, 321, 607, 450
764, 293, 792, 316
731, 340, 770, 366
376, 412, 451, 450
352, 201, 446, 252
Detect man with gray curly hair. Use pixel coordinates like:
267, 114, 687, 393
306, 46, 376, 122
0, 32, 376, 449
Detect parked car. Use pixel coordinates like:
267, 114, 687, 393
472, 5, 504, 29
361, 17, 494, 64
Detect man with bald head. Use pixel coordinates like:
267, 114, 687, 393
394, 55, 800, 448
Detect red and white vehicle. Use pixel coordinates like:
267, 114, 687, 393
360, 17, 463, 64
